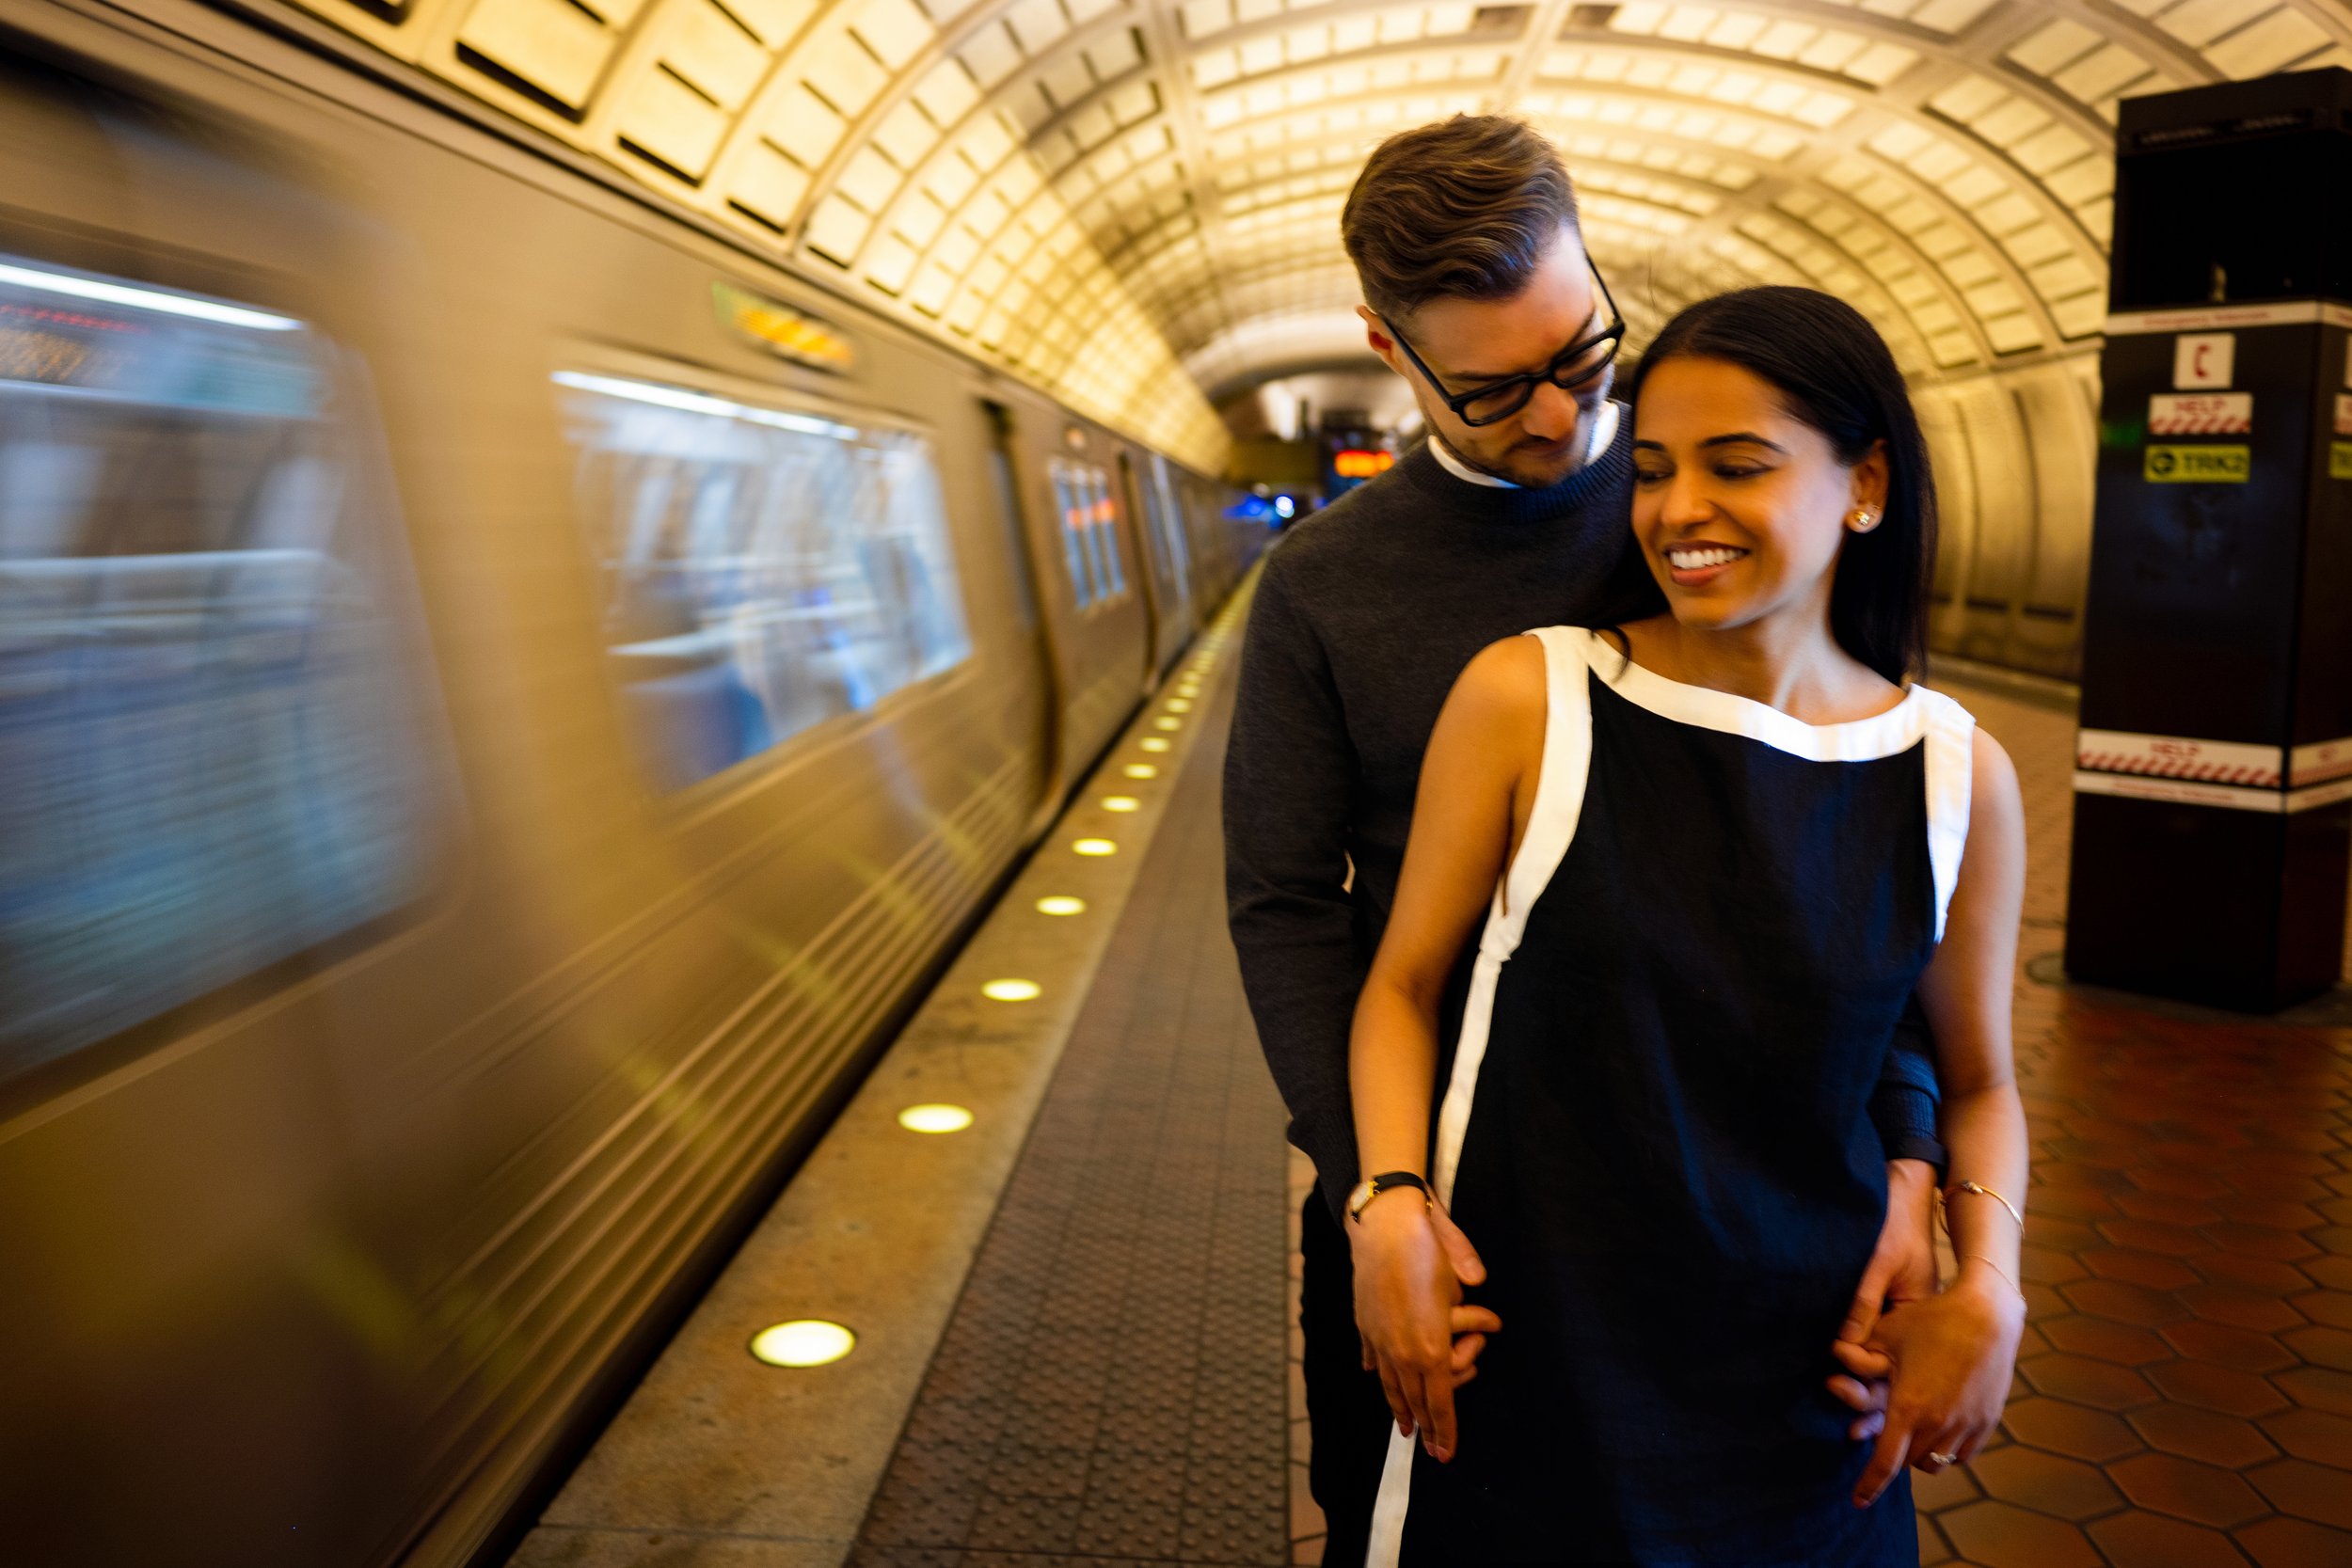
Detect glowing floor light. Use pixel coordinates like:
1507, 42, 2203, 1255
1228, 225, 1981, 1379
1073, 838, 1118, 856
750, 1320, 855, 1367
981, 978, 1042, 1002
1102, 796, 1140, 813
1166, 699, 1193, 713
1154, 718, 1182, 731
898, 1103, 975, 1133
1036, 895, 1088, 915
1139, 738, 1171, 753
1123, 765, 1158, 780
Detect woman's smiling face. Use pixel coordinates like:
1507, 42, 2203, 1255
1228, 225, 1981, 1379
1630, 355, 1884, 636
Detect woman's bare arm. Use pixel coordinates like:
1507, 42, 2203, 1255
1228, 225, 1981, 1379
1847, 725, 2029, 1504
1349, 634, 1546, 1462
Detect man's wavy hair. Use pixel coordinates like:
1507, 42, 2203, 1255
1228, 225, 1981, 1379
1341, 115, 1581, 325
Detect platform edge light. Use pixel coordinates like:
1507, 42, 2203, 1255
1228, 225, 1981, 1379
898, 1102, 974, 1133
0, 260, 303, 331
749, 1319, 855, 1368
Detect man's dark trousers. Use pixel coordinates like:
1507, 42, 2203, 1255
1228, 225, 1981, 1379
1300, 1191, 1391, 1565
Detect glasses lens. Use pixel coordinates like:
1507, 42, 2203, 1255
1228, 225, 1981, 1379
1554, 335, 1620, 392
1458, 379, 1535, 426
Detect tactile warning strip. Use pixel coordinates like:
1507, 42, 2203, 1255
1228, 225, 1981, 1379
846, 599, 1290, 1568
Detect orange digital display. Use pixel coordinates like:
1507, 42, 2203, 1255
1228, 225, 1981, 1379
1333, 449, 1393, 479
713, 281, 857, 372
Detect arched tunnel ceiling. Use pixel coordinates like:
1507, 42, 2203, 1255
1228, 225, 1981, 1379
288, 0, 2352, 469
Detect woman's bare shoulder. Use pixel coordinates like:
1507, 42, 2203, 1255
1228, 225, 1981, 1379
1448, 632, 1553, 723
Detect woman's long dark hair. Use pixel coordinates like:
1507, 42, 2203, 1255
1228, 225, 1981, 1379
1622, 287, 1935, 685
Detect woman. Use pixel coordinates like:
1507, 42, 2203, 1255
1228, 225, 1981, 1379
1347, 287, 2028, 1565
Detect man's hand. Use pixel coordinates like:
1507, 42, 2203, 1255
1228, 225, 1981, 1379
1839, 1159, 1938, 1352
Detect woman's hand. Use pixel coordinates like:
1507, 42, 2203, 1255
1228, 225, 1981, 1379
1832, 1259, 2026, 1506
1350, 1192, 1500, 1463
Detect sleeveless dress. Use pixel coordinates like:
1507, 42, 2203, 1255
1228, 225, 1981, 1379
1366, 627, 1976, 1568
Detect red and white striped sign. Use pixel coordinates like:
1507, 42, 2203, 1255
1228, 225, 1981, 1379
2075, 729, 2280, 786
2075, 771, 2352, 815
2292, 736, 2352, 785
2148, 392, 2252, 436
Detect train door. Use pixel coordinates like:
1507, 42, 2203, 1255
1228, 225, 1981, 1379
1116, 448, 1194, 679
981, 397, 1070, 838
984, 397, 1150, 800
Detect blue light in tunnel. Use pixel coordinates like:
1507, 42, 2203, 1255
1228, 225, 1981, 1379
1274, 496, 1295, 519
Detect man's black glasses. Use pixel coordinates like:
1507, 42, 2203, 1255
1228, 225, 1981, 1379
1383, 261, 1625, 428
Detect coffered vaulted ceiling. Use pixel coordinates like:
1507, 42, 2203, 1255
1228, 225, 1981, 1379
286, 0, 2352, 469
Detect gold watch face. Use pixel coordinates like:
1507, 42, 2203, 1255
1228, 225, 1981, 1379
1346, 1180, 1376, 1221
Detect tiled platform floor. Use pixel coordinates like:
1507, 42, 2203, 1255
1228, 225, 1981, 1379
852, 669, 2352, 1568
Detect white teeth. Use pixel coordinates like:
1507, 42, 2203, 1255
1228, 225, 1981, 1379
1666, 546, 1744, 569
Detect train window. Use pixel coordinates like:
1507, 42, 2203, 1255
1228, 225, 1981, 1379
1091, 470, 1126, 596
0, 254, 444, 1086
554, 370, 974, 791
1051, 464, 1095, 609
1050, 458, 1125, 610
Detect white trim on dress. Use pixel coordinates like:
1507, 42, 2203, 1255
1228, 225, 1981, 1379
1586, 630, 1976, 939
1366, 627, 1597, 1568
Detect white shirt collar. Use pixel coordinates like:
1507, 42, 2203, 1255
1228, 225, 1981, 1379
1426, 400, 1621, 490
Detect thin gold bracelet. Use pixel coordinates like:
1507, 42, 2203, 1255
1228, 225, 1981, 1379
1960, 1253, 2024, 1298
1946, 1180, 2024, 1229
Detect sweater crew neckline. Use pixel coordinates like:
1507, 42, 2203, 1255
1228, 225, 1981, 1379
1395, 403, 1633, 527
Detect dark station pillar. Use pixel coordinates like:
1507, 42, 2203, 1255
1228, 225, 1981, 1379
2067, 68, 2352, 1011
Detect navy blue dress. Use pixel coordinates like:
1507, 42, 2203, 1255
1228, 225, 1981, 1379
1367, 628, 1975, 1567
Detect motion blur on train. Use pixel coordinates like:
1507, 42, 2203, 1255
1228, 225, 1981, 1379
0, 5, 1263, 1561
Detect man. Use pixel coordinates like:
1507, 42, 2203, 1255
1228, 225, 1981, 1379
1221, 115, 1946, 1563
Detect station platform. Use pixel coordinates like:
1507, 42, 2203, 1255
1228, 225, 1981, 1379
505, 586, 2352, 1568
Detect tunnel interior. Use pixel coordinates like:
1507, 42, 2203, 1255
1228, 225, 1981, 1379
275, 0, 2352, 677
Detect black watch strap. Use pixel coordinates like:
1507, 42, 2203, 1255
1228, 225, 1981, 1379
1350, 1169, 1431, 1221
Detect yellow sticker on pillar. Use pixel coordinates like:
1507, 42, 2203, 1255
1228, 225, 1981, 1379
2144, 444, 2249, 483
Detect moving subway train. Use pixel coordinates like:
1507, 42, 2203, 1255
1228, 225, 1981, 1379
0, 5, 1263, 1563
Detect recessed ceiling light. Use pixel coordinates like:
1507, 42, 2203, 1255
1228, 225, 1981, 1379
981, 978, 1042, 1002
750, 1319, 855, 1367
898, 1102, 975, 1133
1073, 838, 1118, 855
1036, 895, 1088, 915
